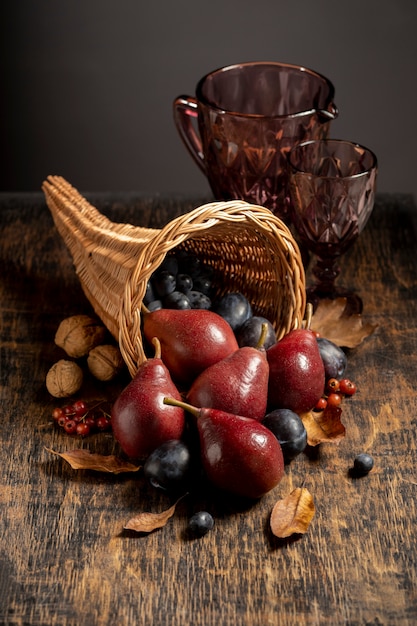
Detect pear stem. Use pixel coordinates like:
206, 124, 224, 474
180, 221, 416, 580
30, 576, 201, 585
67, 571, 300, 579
304, 302, 313, 331
141, 302, 150, 315
163, 397, 200, 418
256, 322, 269, 350
151, 337, 161, 359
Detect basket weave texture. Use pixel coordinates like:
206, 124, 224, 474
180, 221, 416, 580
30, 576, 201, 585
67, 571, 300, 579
42, 176, 306, 377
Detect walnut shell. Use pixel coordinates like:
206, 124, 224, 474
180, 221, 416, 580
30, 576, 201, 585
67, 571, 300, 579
87, 344, 125, 381
46, 359, 83, 398
55, 315, 106, 358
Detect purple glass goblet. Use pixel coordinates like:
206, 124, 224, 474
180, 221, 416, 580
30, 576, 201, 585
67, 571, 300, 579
287, 139, 378, 312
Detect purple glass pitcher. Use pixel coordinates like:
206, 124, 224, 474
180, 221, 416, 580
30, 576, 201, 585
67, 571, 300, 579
173, 61, 338, 221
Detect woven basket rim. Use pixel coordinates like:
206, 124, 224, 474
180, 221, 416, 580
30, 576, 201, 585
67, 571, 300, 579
118, 199, 306, 374
42, 176, 306, 378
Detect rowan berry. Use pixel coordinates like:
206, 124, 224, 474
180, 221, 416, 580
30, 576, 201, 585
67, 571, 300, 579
326, 393, 342, 408
339, 379, 357, 396
327, 378, 340, 393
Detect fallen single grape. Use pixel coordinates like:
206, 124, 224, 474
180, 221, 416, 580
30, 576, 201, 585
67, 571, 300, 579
353, 453, 374, 476
188, 511, 214, 536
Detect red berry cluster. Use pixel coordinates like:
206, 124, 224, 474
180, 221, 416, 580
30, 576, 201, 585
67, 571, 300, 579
314, 378, 357, 411
52, 399, 112, 436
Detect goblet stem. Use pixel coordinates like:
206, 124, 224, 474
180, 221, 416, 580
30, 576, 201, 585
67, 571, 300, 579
311, 255, 341, 297
307, 253, 364, 314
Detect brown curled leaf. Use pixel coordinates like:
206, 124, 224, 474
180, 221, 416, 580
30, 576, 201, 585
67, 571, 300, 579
270, 487, 315, 538
124, 499, 181, 533
311, 297, 377, 348
300, 405, 346, 446
46, 447, 141, 474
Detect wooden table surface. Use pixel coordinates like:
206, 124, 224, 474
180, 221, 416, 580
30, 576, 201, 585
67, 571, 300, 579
1, 190, 416, 626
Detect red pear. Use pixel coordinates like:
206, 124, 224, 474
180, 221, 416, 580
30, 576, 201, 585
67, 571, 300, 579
111, 338, 184, 459
164, 398, 285, 499
267, 328, 325, 413
186, 323, 270, 420
142, 308, 238, 386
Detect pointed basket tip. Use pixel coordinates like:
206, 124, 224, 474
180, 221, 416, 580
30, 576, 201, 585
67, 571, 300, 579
42, 176, 306, 377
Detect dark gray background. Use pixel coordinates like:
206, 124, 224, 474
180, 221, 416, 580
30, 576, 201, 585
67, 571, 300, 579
1, 0, 416, 199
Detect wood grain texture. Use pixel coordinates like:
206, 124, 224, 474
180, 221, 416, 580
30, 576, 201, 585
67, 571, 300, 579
1, 192, 416, 626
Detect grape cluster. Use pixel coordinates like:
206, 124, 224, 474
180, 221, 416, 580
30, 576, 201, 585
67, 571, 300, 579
145, 252, 278, 351
144, 253, 214, 311
52, 400, 112, 436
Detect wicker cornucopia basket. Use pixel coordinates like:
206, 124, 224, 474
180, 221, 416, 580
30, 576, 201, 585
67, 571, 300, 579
42, 176, 306, 377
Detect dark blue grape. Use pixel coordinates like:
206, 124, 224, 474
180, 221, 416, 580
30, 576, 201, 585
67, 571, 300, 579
153, 270, 177, 298
211, 292, 252, 332
192, 275, 213, 296
188, 511, 214, 536
188, 291, 212, 309
144, 440, 191, 492
316, 337, 347, 380
176, 273, 193, 294
143, 281, 156, 306
147, 299, 163, 311
237, 316, 276, 349
262, 408, 307, 463
353, 453, 374, 476
163, 291, 192, 309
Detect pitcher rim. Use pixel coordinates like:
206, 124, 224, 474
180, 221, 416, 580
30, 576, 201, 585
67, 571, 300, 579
195, 60, 337, 120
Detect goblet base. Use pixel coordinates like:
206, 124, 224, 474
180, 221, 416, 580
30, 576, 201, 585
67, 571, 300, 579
306, 286, 364, 315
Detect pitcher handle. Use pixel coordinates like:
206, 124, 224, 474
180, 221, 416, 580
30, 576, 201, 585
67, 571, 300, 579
173, 96, 207, 175
317, 101, 339, 123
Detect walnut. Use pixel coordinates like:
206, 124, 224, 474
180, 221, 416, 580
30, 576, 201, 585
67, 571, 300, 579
46, 359, 83, 398
87, 344, 125, 381
55, 315, 106, 358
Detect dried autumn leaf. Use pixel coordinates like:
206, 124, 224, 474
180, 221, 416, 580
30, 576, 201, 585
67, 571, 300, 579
46, 448, 141, 474
270, 487, 315, 538
300, 406, 346, 446
311, 297, 377, 348
124, 500, 180, 533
